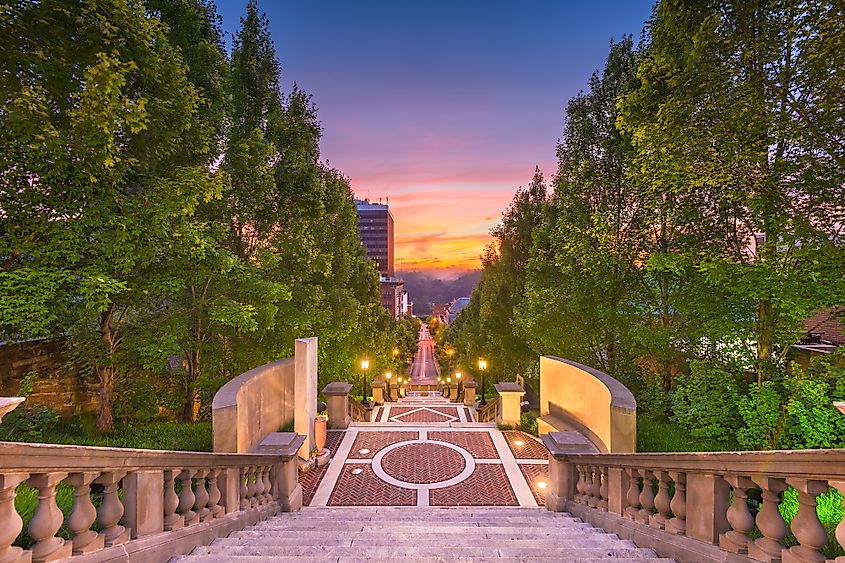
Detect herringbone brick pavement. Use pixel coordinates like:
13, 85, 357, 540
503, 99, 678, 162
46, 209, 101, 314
428, 431, 497, 459
389, 407, 455, 423
520, 463, 550, 505
325, 430, 344, 453
504, 431, 549, 459
382, 442, 465, 484
347, 431, 417, 459
328, 464, 416, 506
429, 464, 517, 506
299, 464, 327, 506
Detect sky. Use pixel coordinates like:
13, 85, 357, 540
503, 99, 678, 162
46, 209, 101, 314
216, 1, 655, 274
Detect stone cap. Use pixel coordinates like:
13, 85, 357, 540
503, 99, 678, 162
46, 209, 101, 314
542, 431, 599, 456
253, 432, 306, 456
371, 381, 386, 389
462, 381, 478, 388
0, 397, 25, 423
322, 382, 353, 396
494, 382, 525, 394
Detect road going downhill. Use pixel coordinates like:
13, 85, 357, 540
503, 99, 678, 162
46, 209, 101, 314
409, 325, 440, 385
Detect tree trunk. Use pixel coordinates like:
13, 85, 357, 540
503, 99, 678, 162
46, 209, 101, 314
181, 349, 201, 422
96, 364, 115, 432
755, 299, 774, 384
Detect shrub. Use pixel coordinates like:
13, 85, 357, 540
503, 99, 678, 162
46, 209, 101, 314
518, 412, 538, 436
737, 381, 783, 450
670, 360, 741, 441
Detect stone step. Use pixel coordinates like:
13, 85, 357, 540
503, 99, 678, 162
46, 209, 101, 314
246, 524, 596, 534
184, 545, 669, 560
179, 557, 673, 563
228, 530, 619, 543
213, 536, 638, 550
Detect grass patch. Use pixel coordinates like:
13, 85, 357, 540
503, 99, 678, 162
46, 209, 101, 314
637, 412, 736, 452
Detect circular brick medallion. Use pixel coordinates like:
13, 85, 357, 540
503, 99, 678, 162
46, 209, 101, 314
382, 443, 465, 484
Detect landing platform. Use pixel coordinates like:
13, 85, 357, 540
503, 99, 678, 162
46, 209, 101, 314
300, 397, 549, 509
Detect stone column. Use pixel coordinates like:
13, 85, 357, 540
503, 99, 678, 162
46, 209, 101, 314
686, 472, 730, 544
462, 381, 477, 406
122, 470, 164, 539
448, 385, 458, 401
322, 382, 352, 430
294, 337, 318, 460
267, 434, 306, 513
494, 382, 525, 427
372, 381, 386, 405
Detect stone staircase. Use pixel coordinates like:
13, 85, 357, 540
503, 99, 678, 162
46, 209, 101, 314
173, 507, 676, 562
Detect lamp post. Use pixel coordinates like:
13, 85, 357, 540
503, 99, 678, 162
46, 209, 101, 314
361, 359, 370, 408
478, 358, 488, 407
455, 372, 462, 401
385, 372, 392, 402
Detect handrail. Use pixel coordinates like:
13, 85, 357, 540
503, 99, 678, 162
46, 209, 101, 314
476, 396, 500, 423
348, 398, 369, 422
543, 436, 845, 563
0, 438, 303, 563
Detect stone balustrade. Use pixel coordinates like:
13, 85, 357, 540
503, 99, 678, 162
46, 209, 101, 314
0, 437, 303, 563
476, 396, 500, 423
544, 437, 845, 563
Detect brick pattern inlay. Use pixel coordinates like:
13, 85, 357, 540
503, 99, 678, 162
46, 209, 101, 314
464, 407, 473, 422
520, 463, 550, 506
325, 430, 344, 454
329, 464, 416, 506
504, 431, 549, 459
428, 431, 498, 459
299, 464, 328, 506
382, 443, 465, 484
348, 431, 417, 459
389, 407, 455, 423
430, 464, 517, 506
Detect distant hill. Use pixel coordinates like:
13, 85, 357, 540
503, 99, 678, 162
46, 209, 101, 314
399, 270, 481, 315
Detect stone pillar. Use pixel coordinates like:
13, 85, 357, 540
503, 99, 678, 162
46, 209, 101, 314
462, 381, 477, 406
219, 468, 241, 514
273, 457, 303, 513
322, 382, 352, 430
607, 467, 628, 516
448, 385, 458, 401
546, 456, 575, 512
294, 337, 318, 460
123, 470, 164, 539
372, 381, 386, 405
494, 382, 525, 427
686, 472, 730, 543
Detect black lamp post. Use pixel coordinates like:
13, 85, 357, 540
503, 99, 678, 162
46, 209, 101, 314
478, 358, 488, 407
360, 359, 370, 407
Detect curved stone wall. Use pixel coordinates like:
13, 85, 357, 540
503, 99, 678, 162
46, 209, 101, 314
212, 358, 296, 453
538, 356, 636, 453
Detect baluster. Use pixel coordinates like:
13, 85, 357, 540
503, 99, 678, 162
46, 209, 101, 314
650, 471, 672, 530
178, 470, 198, 526
624, 468, 641, 520
719, 475, 755, 553
28, 472, 72, 561
748, 477, 788, 562
262, 466, 273, 503
193, 469, 210, 522
253, 466, 265, 506
95, 471, 128, 547
829, 480, 844, 563
598, 467, 608, 511
65, 472, 104, 555
782, 479, 828, 563
0, 472, 29, 563
637, 469, 656, 525
588, 466, 600, 508
246, 467, 257, 508
239, 467, 250, 510
207, 469, 223, 519
577, 465, 587, 504
666, 471, 686, 535
163, 469, 184, 531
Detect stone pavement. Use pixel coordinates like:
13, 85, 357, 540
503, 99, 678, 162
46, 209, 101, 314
300, 396, 549, 508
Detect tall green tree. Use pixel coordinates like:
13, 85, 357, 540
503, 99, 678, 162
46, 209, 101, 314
0, 0, 217, 431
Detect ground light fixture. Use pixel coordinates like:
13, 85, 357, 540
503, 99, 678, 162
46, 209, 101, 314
537, 480, 548, 490
478, 357, 488, 407
360, 359, 370, 408
514, 439, 525, 447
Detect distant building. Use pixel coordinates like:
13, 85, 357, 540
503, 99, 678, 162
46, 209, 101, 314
380, 276, 405, 319
448, 297, 471, 323
355, 199, 394, 277
431, 303, 450, 325
791, 307, 844, 364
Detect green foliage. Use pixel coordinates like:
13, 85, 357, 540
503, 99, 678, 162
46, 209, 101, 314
518, 412, 538, 437
670, 360, 742, 442
0, 407, 64, 443
636, 412, 737, 453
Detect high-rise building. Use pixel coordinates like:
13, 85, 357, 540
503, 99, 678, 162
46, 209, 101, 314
354, 199, 394, 277
355, 199, 410, 318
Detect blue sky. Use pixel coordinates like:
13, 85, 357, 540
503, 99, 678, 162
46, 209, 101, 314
215, 1, 655, 271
